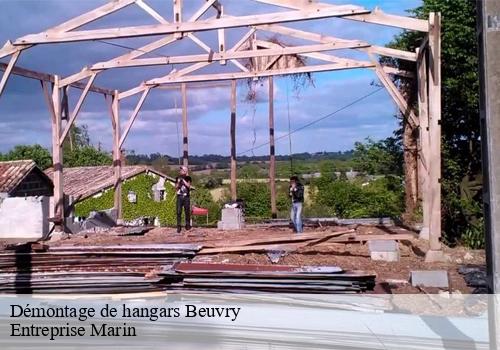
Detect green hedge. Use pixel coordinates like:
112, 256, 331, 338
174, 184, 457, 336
75, 174, 177, 225
74, 174, 221, 226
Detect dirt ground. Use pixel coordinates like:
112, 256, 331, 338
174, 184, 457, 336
43, 224, 485, 294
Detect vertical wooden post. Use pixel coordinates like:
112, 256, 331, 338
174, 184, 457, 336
269, 76, 277, 218
181, 83, 189, 167
417, 47, 430, 240
173, 0, 182, 39
425, 12, 444, 261
230, 79, 237, 201
51, 75, 64, 232
112, 90, 123, 223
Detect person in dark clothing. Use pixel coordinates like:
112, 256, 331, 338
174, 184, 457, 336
175, 166, 192, 233
289, 176, 304, 233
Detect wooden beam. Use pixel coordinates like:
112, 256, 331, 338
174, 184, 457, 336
230, 79, 237, 201
370, 54, 419, 127
59, 74, 97, 143
112, 90, 123, 223
59, 1, 217, 87
269, 76, 277, 218
119, 87, 150, 148
0, 0, 136, 59
49, 76, 64, 232
0, 50, 20, 98
14, 6, 370, 44
256, 24, 417, 61
173, 0, 183, 39
148, 61, 373, 85
91, 42, 356, 69
426, 12, 443, 259
417, 47, 430, 240
217, 5, 226, 65
118, 29, 257, 99
253, 1, 428, 32
181, 83, 189, 167
0, 62, 112, 95
135, 0, 166, 24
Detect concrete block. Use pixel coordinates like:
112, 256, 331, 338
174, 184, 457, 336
0, 196, 50, 239
410, 270, 449, 288
368, 240, 398, 252
371, 251, 400, 262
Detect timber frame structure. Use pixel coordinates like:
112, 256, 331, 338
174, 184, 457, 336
0, 0, 444, 261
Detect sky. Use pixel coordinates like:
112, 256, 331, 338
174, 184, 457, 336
0, 0, 421, 157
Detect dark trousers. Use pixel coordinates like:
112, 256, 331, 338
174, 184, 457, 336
176, 195, 191, 230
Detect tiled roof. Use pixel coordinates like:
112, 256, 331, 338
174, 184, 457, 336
44, 165, 174, 201
0, 160, 38, 193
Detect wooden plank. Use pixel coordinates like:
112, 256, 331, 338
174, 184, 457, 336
427, 12, 442, 253
135, 0, 167, 24
112, 91, 122, 222
50, 77, 64, 231
230, 79, 237, 201
417, 47, 430, 239
173, 0, 182, 39
59, 73, 97, 143
91, 42, 354, 69
119, 87, 150, 148
181, 83, 188, 167
269, 76, 277, 218
0, 50, 20, 98
253, 0, 428, 31
14, 6, 370, 44
148, 61, 373, 85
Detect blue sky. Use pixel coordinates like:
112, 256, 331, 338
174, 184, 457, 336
0, 0, 421, 156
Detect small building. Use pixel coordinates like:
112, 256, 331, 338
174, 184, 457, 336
44, 165, 176, 228
0, 160, 54, 239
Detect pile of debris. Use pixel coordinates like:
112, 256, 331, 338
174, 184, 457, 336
159, 262, 376, 293
458, 265, 487, 293
0, 243, 200, 293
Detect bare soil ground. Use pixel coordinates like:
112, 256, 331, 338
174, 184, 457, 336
42, 224, 485, 294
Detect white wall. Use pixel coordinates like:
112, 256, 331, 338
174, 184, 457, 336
0, 196, 49, 239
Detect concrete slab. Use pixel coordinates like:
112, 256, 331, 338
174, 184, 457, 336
410, 270, 449, 288
425, 249, 450, 263
371, 251, 400, 262
0, 196, 49, 239
368, 240, 398, 252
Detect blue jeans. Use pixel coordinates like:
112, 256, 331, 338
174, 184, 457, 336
290, 202, 303, 233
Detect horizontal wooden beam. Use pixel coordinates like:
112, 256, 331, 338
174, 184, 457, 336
0, 62, 113, 95
14, 6, 369, 44
91, 42, 363, 70
147, 61, 374, 85
253, 0, 428, 32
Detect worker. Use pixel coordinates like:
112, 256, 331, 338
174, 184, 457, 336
289, 176, 304, 233
175, 166, 192, 233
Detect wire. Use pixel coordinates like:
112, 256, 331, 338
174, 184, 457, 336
237, 87, 384, 156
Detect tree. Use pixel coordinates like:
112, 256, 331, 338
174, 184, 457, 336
1, 144, 52, 169
62, 124, 112, 167
385, 0, 481, 244
352, 137, 403, 175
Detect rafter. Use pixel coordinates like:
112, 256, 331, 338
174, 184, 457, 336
0, 0, 136, 59
253, 0, 428, 32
